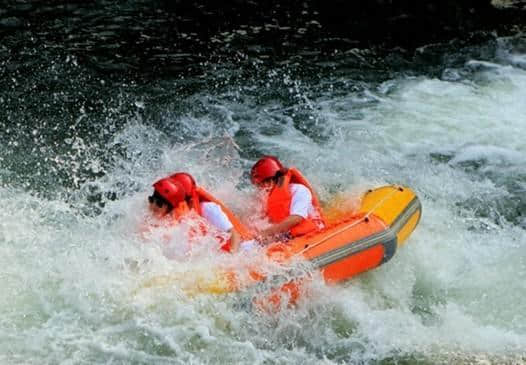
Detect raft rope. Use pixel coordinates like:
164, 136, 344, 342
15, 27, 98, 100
296, 186, 399, 256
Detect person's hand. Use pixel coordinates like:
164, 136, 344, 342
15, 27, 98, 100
254, 230, 273, 245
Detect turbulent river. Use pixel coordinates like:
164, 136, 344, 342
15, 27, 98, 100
1, 16, 526, 364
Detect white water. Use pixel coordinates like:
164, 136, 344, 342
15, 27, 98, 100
1, 38, 526, 364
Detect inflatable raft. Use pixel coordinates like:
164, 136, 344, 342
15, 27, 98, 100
139, 185, 421, 301
295, 184, 421, 284
237, 185, 420, 297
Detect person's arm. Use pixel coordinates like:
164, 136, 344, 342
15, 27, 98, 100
260, 215, 303, 239
201, 202, 243, 251
229, 228, 242, 252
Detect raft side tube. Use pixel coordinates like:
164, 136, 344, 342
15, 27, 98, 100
309, 225, 396, 269
289, 214, 386, 257
391, 196, 421, 246
285, 213, 397, 284
359, 185, 421, 246
316, 229, 397, 284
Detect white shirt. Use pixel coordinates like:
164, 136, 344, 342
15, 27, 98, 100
200, 201, 233, 232
289, 183, 315, 219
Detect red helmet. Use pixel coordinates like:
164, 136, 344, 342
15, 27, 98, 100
169, 172, 196, 196
250, 155, 284, 185
153, 178, 185, 207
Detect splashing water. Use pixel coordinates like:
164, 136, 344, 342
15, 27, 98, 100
1, 35, 526, 364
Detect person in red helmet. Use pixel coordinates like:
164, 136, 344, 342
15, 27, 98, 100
148, 178, 186, 218
250, 156, 325, 242
169, 172, 195, 198
148, 173, 251, 252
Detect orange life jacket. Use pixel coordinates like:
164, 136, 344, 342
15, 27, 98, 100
171, 187, 252, 252
266, 168, 325, 237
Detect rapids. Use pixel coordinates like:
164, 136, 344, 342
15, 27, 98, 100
1, 29, 525, 364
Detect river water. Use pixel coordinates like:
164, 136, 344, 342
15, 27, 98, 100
1, 8, 526, 364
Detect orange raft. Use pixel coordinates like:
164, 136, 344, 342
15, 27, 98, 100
290, 184, 421, 284
207, 184, 422, 296
138, 185, 421, 299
